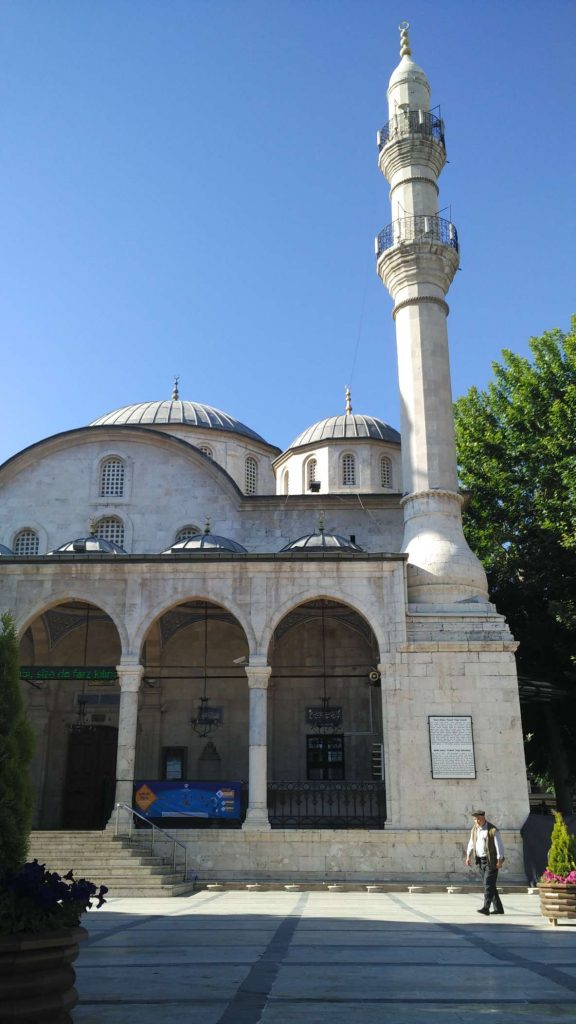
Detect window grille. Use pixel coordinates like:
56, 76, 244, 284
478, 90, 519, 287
245, 456, 258, 495
175, 525, 200, 543
94, 516, 124, 547
307, 459, 317, 486
100, 457, 125, 497
14, 529, 39, 555
380, 456, 392, 488
198, 445, 212, 458
342, 453, 356, 486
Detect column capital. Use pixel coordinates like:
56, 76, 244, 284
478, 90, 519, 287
116, 662, 144, 692
245, 664, 272, 689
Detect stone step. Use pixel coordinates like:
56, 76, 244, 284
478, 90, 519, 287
104, 882, 196, 898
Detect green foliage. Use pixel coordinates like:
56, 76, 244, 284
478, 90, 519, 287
546, 812, 576, 877
0, 613, 35, 871
454, 320, 576, 786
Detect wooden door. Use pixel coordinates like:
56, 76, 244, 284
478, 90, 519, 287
62, 726, 118, 829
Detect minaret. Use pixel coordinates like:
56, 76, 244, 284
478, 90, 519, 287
376, 23, 488, 603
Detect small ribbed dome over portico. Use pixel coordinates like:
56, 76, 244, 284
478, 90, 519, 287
164, 529, 247, 553
0, 543, 14, 555
48, 536, 126, 554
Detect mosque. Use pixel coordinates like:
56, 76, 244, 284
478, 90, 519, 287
0, 26, 530, 880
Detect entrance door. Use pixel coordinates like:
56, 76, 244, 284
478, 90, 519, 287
62, 726, 118, 829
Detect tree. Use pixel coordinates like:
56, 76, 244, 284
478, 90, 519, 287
0, 613, 35, 870
454, 319, 576, 809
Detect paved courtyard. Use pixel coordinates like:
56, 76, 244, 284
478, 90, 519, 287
74, 890, 576, 1023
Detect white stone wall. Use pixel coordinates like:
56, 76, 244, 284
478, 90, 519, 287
274, 440, 402, 496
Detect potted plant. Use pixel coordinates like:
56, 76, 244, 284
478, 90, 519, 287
538, 811, 576, 926
0, 613, 107, 1022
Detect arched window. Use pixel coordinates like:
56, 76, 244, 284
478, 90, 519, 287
342, 453, 356, 486
100, 457, 125, 497
283, 470, 290, 495
245, 456, 258, 495
13, 529, 39, 555
198, 445, 212, 459
175, 525, 200, 543
380, 456, 392, 488
307, 458, 317, 488
94, 516, 124, 548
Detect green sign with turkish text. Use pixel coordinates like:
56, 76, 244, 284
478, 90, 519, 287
20, 666, 118, 682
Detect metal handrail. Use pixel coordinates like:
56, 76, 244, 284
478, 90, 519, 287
114, 802, 189, 880
375, 215, 459, 258
377, 109, 445, 151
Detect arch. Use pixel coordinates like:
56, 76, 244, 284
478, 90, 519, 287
306, 457, 317, 490
14, 593, 129, 656
133, 591, 257, 663
260, 590, 383, 663
99, 456, 125, 497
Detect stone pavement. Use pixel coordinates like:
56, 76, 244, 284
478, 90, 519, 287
74, 890, 576, 1023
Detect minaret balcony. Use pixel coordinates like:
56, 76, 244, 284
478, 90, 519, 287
375, 215, 458, 258
377, 109, 445, 152
377, 110, 446, 181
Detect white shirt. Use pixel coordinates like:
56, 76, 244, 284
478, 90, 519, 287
467, 822, 505, 860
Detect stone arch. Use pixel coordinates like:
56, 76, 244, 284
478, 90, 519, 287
14, 591, 129, 656
132, 591, 257, 662
259, 590, 383, 663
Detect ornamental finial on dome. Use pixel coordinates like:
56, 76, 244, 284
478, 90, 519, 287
319, 511, 325, 534
345, 385, 352, 415
172, 375, 180, 400
89, 517, 98, 536
203, 517, 211, 534
399, 20, 411, 58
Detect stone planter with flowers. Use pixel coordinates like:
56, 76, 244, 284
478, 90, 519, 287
538, 811, 576, 926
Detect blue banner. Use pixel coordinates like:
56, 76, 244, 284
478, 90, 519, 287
133, 780, 241, 819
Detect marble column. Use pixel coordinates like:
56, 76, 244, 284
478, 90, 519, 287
109, 660, 144, 828
242, 662, 272, 831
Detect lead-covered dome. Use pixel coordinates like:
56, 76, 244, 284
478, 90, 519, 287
281, 531, 363, 552
48, 536, 126, 554
288, 413, 400, 451
164, 532, 247, 554
91, 396, 266, 444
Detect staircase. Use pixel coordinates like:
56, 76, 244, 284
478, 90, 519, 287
28, 830, 196, 898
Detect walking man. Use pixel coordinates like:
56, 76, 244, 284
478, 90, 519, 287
465, 809, 505, 915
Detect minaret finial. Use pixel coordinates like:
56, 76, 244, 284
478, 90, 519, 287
399, 20, 411, 58
172, 375, 180, 400
345, 385, 352, 415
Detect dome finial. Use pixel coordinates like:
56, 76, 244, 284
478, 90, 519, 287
172, 375, 180, 400
318, 511, 325, 534
88, 516, 98, 536
204, 517, 211, 534
399, 20, 411, 58
345, 385, 352, 415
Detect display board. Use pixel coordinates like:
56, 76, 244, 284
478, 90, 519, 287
133, 780, 241, 819
429, 716, 476, 779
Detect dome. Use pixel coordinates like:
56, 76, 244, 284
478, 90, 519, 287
281, 532, 363, 552
288, 414, 400, 450
0, 543, 13, 555
164, 532, 247, 554
48, 537, 126, 554
91, 398, 266, 444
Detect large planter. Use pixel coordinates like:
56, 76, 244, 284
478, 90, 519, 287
538, 883, 576, 926
0, 926, 87, 1023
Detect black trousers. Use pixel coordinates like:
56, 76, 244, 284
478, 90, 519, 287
478, 858, 503, 911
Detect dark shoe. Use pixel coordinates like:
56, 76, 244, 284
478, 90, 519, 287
477, 908, 490, 915
491, 908, 504, 915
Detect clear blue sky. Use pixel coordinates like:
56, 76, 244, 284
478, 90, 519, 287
1, 0, 574, 464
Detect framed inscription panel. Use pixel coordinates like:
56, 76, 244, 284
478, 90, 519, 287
429, 715, 476, 779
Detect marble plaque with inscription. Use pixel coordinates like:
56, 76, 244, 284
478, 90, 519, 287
429, 716, 476, 779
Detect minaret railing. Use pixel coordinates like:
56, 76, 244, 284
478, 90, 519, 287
377, 109, 445, 151
375, 215, 459, 258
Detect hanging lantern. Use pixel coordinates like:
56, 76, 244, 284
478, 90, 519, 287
190, 602, 222, 738
67, 604, 96, 734
306, 601, 342, 733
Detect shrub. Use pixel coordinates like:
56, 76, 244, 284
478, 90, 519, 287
0, 860, 108, 935
0, 612, 35, 870
542, 811, 576, 882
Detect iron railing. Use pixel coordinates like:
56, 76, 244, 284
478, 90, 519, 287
375, 215, 459, 258
114, 802, 190, 878
267, 781, 386, 829
377, 109, 445, 151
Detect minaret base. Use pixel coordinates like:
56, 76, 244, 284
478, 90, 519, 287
401, 490, 489, 603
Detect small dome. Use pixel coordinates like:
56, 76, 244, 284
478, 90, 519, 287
91, 398, 266, 444
48, 537, 126, 554
165, 533, 247, 553
281, 532, 363, 552
288, 414, 400, 450
0, 543, 14, 555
